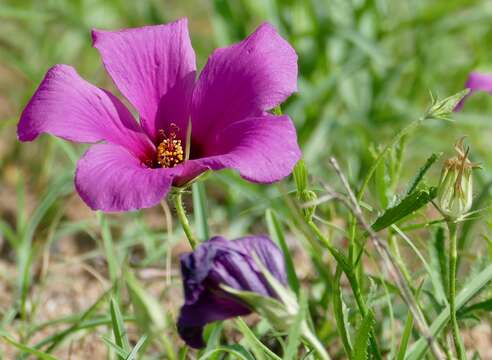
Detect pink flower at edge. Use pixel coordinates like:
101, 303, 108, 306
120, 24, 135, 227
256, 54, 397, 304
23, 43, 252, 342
17, 19, 301, 211
455, 71, 492, 111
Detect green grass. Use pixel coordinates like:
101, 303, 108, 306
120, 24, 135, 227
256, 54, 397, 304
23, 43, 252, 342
1, 0, 492, 358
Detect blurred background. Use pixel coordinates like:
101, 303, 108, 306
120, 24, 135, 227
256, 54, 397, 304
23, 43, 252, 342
1, 0, 492, 358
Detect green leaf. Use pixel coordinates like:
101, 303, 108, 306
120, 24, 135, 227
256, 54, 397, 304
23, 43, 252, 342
223, 285, 293, 332
109, 298, 131, 358
199, 344, 256, 360
18, 173, 72, 319
406, 264, 492, 359
98, 213, 118, 283
32, 288, 112, 352
458, 298, 492, 317
235, 318, 282, 360
371, 187, 437, 232
125, 335, 148, 360
332, 266, 352, 358
192, 182, 209, 241
406, 153, 441, 195
203, 323, 223, 359
283, 292, 307, 360
353, 311, 375, 360
1, 335, 58, 360
266, 209, 300, 295
101, 336, 129, 359
396, 313, 413, 360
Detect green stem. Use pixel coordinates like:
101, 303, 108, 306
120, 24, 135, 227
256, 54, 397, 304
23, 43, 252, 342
357, 115, 426, 202
173, 191, 198, 249
447, 221, 465, 360
307, 221, 381, 360
301, 323, 331, 360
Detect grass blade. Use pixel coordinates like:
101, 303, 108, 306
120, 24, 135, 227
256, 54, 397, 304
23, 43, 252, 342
396, 313, 414, 360
235, 318, 282, 360
266, 209, 300, 295
283, 292, 307, 360
101, 336, 128, 359
192, 182, 210, 241
125, 335, 148, 360
1, 335, 57, 360
406, 264, 492, 359
98, 213, 118, 283
109, 298, 131, 358
332, 266, 352, 358
200, 344, 255, 360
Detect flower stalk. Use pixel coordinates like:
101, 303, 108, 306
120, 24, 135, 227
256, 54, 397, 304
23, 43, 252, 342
447, 221, 466, 360
173, 191, 198, 249
435, 138, 478, 359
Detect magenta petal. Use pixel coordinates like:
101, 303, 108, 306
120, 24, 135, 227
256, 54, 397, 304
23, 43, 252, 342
92, 18, 196, 141
75, 144, 181, 211
18, 65, 153, 159
191, 23, 298, 142
176, 114, 301, 185
455, 71, 492, 111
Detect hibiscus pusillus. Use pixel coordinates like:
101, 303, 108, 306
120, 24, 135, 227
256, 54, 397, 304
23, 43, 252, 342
18, 19, 301, 211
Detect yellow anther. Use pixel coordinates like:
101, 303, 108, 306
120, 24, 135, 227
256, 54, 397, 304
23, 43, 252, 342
156, 136, 185, 168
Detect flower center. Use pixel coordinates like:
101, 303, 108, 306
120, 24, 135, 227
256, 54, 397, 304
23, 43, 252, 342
156, 126, 184, 168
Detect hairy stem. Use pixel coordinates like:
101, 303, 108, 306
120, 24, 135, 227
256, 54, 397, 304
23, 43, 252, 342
307, 220, 382, 359
447, 221, 466, 359
173, 191, 198, 249
328, 157, 446, 360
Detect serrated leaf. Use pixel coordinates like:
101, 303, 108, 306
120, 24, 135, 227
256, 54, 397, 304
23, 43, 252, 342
371, 187, 437, 232
353, 311, 375, 360
406, 153, 441, 195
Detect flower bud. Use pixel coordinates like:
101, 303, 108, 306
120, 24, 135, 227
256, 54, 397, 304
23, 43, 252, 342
300, 189, 317, 222
293, 160, 317, 221
427, 89, 470, 120
437, 138, 478, 219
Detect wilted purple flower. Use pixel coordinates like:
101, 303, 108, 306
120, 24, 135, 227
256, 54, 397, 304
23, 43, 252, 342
18, 19, 301, 211
177, 235, 287, 348
455, 71, 492, 111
